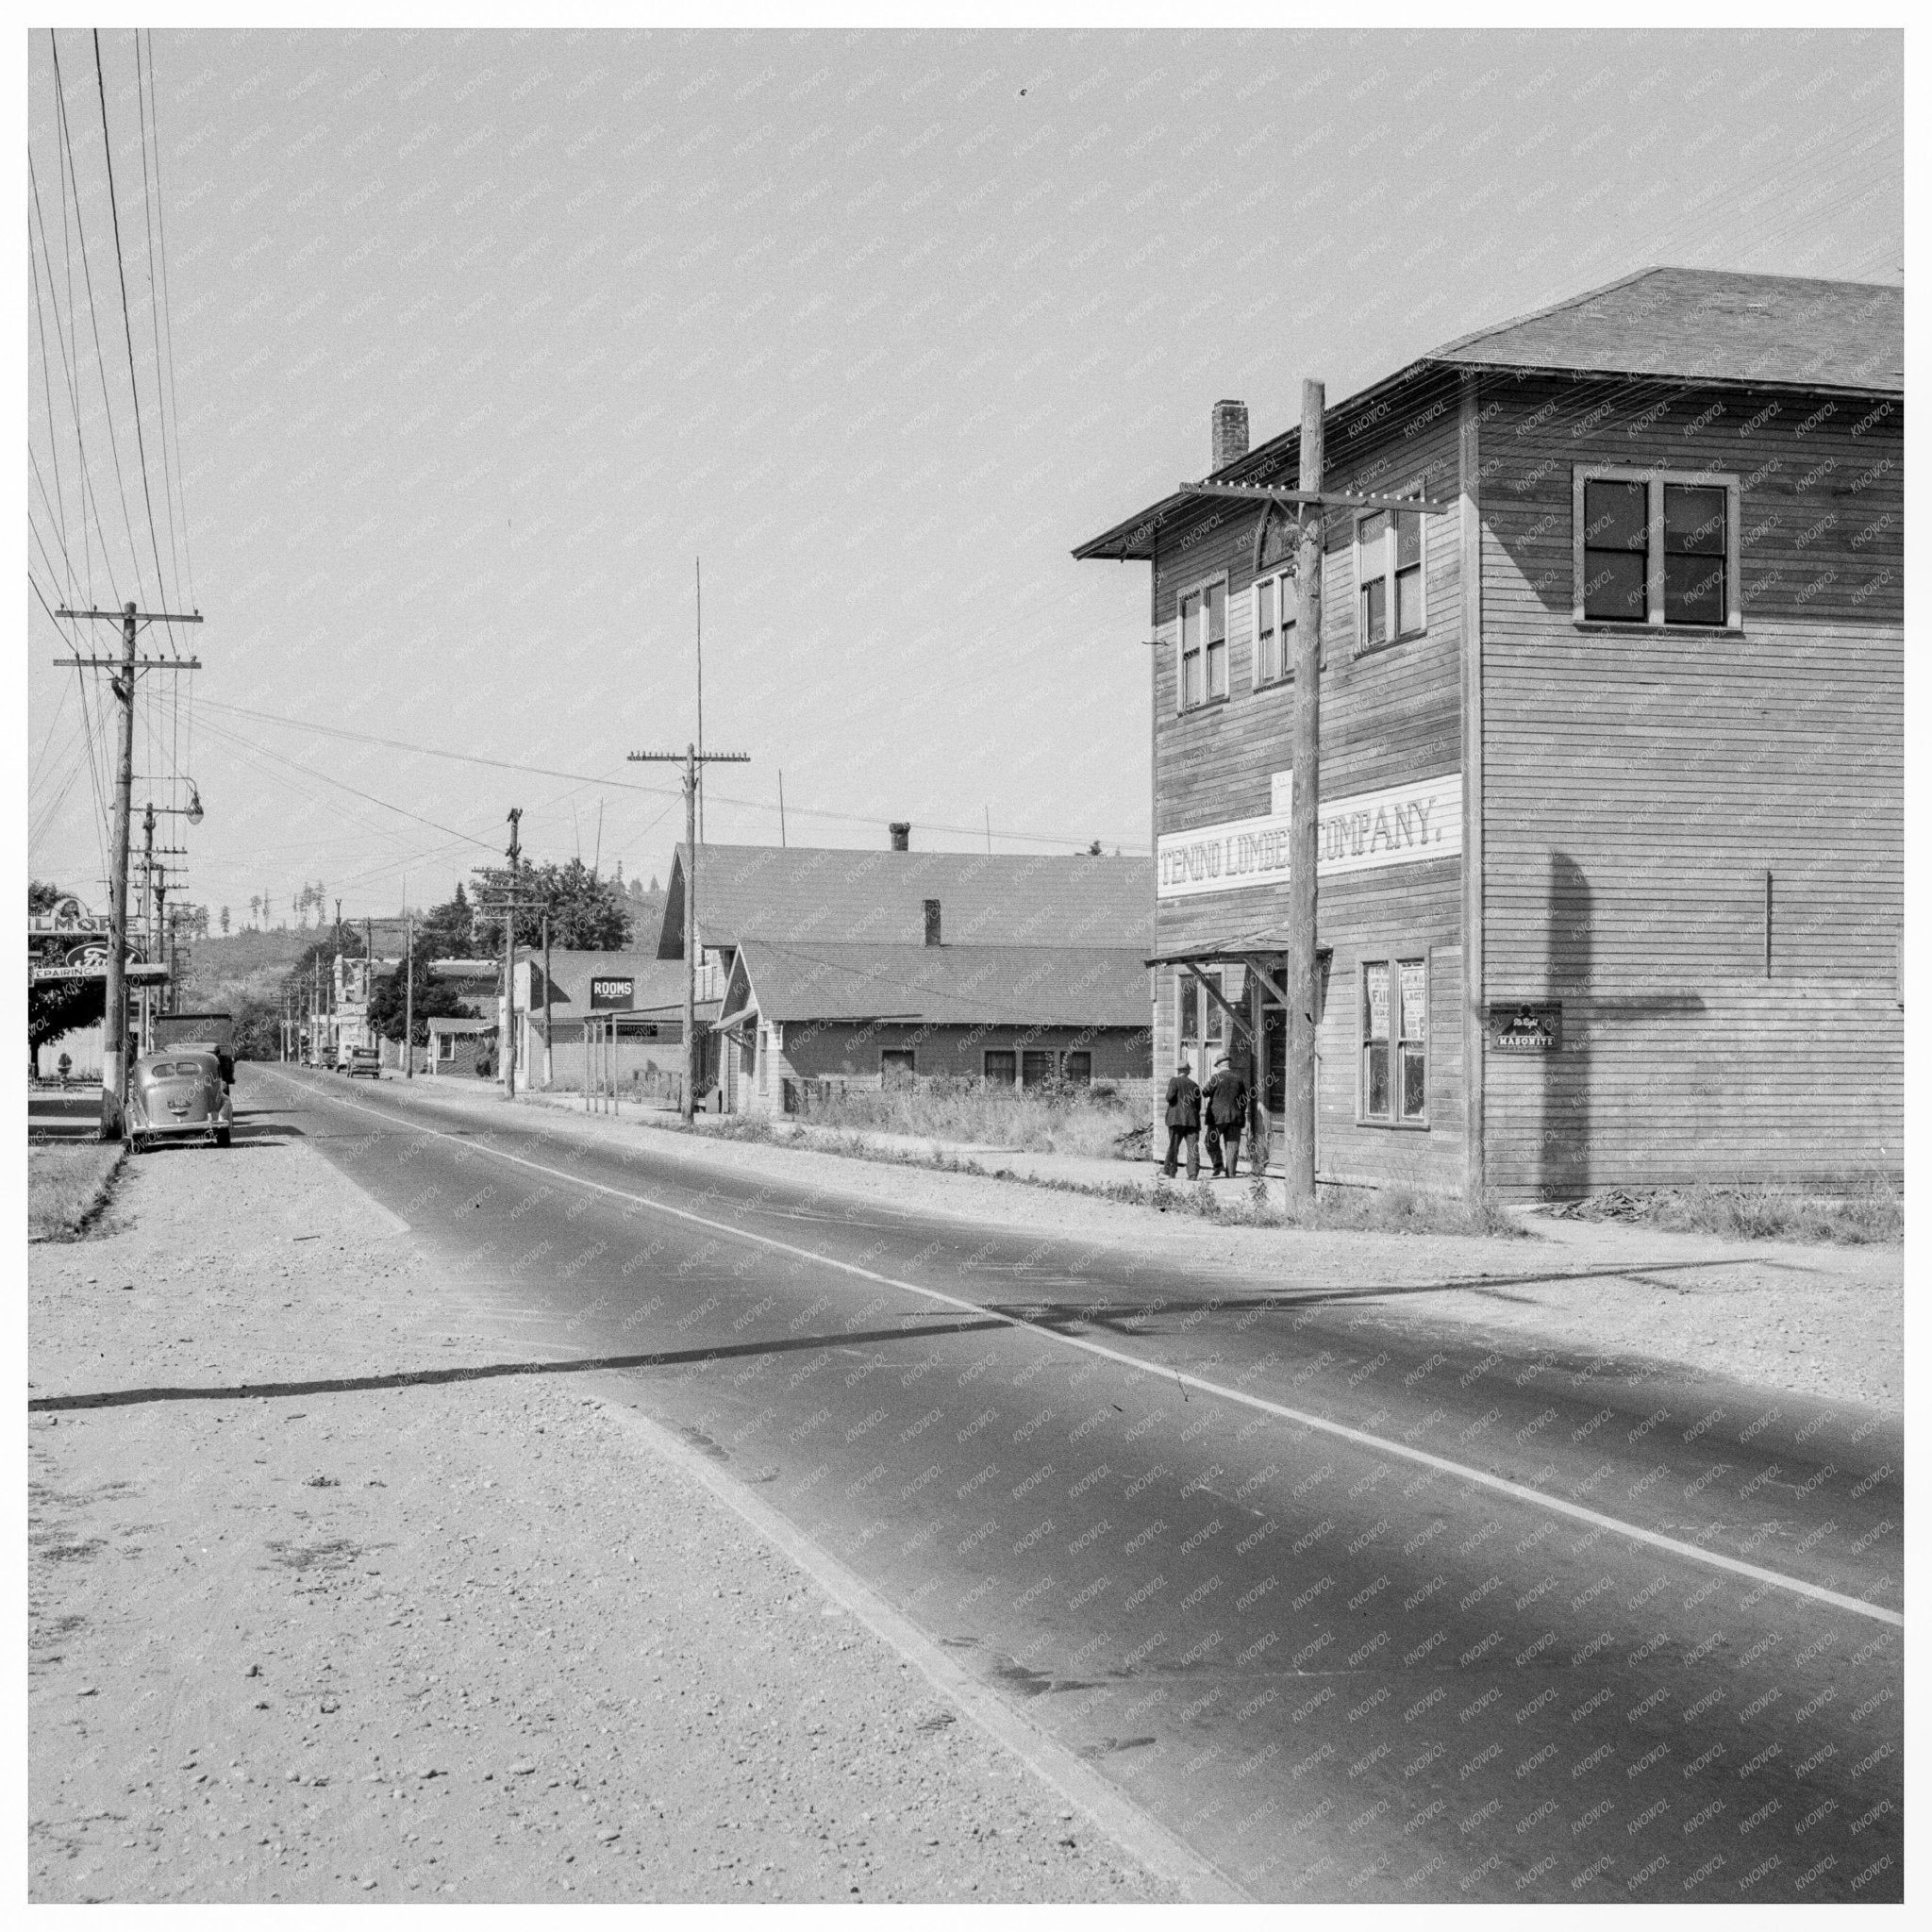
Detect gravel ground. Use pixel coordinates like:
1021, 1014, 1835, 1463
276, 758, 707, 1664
27, 1135, 1177, 1904
375, 1074, 1905, 1414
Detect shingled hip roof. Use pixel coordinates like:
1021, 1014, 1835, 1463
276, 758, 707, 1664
660, 844, 1151, 957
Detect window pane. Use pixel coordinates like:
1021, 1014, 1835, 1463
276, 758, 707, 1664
984, 1050, 1016, 1085
1584, 479, 1646, 552
1256, 576, 1274, 640
1279, 574, 1298, 628
1583, 549, 1646, 623
1363, 961, 1391, 1041
1181, 591, 1201, 648
1207, 638, 1227, 698
1180, 977, 1199, 1041
1208, 581, 1226, 642
1361, 575, 1387, 646
1183, 646, 1202, 708
1396, 563, 1424, 636
1398, 959, 1426, 1041
1062, 1051, 1091, 1086
1359, 509, 1388, 547
881, 1049, 916, 1088
1663, 552, 1725, 625
1395, 513, 1421, 569
1664, 484, 1725, 555
1364, 1042, 1390, 1117
1400, 1043, 1426, 1119
1022, 1050, 1056, 1087
1204, 972, 1224, 1041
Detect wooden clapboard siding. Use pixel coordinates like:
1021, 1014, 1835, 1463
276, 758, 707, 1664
1145, 378, 1469, 1187
1477, 375, 1903, 1195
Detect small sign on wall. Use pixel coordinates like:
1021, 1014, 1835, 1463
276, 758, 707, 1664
590, 976, 635, 1010
1488, 1001, 1561, 1052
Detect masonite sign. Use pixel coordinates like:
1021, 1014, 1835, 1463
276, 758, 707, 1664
1488, 1001, 1562, 1052
1157, 771, 1462, 901
589, 975, 635, 1010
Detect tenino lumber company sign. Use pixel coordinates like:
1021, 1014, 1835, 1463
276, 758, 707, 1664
1157, 771, 1462, 901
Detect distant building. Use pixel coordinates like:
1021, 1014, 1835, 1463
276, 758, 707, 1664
655, 830, 1153, 1110
717, 940, 1151, 1114
1074, 267, 1903, 1198
425, 1015, 495, 1076
509, 950, 702, 1093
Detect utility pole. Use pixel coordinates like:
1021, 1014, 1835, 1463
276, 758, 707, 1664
138, 803, 157, 1058
628, 744, 750, 1122
502, 809, 521, 1100
541, 911, 553, 1091
404, 911, 415, 1079
53, 600, 204, 1140
1176, 386, 1453, 1209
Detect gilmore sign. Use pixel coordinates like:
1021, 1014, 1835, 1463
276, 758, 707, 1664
1157, 772, 1462, 901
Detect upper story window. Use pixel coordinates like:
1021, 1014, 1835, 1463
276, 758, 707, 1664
1574, 466, 1741, 629
1354, 509, 1425, 654
1253, 570, 1297, 686
1177, 577, 1228, 709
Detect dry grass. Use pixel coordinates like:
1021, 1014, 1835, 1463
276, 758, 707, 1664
1546, 1179, 1903, 1245
791, 1074, 1157, 1160
27, 1142, 127, 1242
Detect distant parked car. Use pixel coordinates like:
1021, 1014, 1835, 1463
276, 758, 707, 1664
126, 1045, 233, 1151
342, 1044, 381, 1078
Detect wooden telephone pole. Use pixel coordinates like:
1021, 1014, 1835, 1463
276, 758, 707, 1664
1178, 380, 1452, 1208
627, 744, 749, 1122
54, 600, 204, 1141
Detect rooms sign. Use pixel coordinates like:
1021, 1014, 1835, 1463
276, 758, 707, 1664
1157, 771, 1462, 901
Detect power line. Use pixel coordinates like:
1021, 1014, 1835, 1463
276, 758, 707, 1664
48, 30, 142, 602
134, 27, 185, 622
143, 29, 193, 610
92, 26, 173, 612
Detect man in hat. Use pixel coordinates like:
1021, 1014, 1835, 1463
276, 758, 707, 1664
1203, 1052, 1249, 1178
1161, 1052, 1202, 1180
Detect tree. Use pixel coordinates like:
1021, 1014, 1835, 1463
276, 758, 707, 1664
29, 879, 62, 914
367, 958, 475, 1047
417, 881, 475, 959
220, 906, 230, 935
471, 858, 633, 953
30, 975, 105, 1054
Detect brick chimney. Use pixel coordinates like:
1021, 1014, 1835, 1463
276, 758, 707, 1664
924, 899, 941, 946
889, 822, 910, 851
1211, 398, 1249, 474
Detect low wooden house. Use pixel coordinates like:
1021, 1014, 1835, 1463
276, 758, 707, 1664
1074, 267, 1903, 1198
509, 950, 702, 1093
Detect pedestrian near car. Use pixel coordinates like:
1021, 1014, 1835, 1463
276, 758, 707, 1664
1203, 1053, 1248, 1178
56, 1051, 72, 1090
1162, 1054, 1202, 1180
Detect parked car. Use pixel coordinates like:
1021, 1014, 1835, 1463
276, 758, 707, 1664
342, 1044, 381, 1078
126, 1045, 233, 1151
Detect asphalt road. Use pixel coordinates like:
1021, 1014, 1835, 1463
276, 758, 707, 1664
188, 1068, 1903, 1903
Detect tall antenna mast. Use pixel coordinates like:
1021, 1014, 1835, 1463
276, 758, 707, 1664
694, 557, 705, 844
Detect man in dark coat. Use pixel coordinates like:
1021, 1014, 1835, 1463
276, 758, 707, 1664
1162, 1054, 1202, 1180
1203, 1053, 1248, 1178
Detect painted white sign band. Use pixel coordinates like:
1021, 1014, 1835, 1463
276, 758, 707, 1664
1157, 771, 1462, 900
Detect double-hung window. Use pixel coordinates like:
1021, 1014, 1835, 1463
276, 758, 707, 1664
1354, 510, 1425, 653
1177, 579, 1227, 709
1253, 569, 1297, 686
1359, 953, 1428, 1126
1178, 970, 1224, 1060
984, 1049, 1017, 1086
1574, 467, 1741, 628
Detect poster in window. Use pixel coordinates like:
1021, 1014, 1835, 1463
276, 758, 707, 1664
1399, 959, 1426, 1041
1363, 960, 1391, 1040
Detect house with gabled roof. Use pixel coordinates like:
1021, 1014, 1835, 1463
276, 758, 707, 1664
1074, 267, 1902, 1198
654, 826, 1153, 1110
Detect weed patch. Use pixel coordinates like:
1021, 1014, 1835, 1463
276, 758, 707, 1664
27, 1143, 127, 1243
1546, 1180, 1901, 1245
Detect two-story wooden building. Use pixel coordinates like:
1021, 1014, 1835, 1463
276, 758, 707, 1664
1074, 267, 1902, 1199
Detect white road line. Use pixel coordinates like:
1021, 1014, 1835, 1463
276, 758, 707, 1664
274, 1072, 1907, 1632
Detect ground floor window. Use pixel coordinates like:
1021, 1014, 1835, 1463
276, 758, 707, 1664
984, 1049, 1016, 1085
1022, 1050, 1057, 1087
1061, 1050, 1091, 1086
1177, 969, 1224, 1066
881, 1048, 916, 1088
1359, 953, 1428, 1125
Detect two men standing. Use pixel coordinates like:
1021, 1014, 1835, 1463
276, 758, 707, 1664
1162, 1051, 1250, 1180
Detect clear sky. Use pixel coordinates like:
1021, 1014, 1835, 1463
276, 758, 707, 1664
26, 25, 1904, 926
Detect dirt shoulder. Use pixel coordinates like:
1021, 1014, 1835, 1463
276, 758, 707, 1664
347, 1070, 1904, 1415
27, 1130, 1177, 1904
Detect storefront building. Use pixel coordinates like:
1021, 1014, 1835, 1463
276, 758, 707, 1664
1074, 268, 1903, 1198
